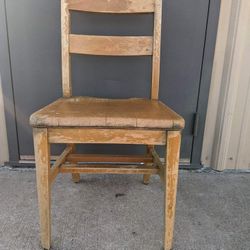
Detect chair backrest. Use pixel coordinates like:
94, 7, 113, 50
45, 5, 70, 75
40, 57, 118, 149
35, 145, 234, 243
61, 0, 162, 100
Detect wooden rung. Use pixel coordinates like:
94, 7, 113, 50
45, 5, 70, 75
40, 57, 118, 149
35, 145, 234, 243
69, 35, 153, 56
67, 0, 155, 13
67, 154, 153, 163
60, 164, 159, 175
50, 145, 74, 184
151, 149, 164, 169
151, 149, 164, 183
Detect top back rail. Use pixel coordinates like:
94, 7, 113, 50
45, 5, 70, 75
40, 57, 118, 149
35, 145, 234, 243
61, 0, 162, 99
68, 0, 155, 13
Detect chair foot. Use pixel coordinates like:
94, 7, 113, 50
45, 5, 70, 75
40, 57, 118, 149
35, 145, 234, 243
163, 247, 173, 250
143, 174, 150, 185
72, 173, 80, 183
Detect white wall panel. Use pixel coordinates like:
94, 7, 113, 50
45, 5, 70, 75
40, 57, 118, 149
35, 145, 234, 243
202, 0, 250, 170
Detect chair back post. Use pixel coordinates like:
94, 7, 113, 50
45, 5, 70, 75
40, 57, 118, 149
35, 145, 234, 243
61, 0, 163, 99
61, 0, 72, 97
151, 0, 162, 100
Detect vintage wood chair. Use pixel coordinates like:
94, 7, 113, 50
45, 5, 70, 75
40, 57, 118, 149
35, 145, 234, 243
30, 0, 185, 249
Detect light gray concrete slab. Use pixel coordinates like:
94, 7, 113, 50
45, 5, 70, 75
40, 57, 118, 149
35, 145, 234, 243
0, 169, 249, 250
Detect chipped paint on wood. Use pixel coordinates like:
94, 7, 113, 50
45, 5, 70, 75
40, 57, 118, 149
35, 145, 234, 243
164, 131, 181, 250
151, 0, 162, 99
32, 1, 184, 249
48, 128, 166, 145
61, 0, 71, 97
30, 97, 185, 130
67, 0, 155, 13
69, 35, 153, 56
50, 144, 74, 184
59, 163, 159, 175
33, 128, 51, 249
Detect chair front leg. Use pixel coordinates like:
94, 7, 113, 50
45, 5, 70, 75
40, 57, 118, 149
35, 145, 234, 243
33, 128, 51, 250
164, 131, 181, 250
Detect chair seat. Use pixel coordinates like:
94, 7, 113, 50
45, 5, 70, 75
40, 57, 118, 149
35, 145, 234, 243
30, 97, 184, 129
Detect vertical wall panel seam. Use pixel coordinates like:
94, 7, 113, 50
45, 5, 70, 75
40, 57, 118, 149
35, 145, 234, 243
3, 0, 20, 158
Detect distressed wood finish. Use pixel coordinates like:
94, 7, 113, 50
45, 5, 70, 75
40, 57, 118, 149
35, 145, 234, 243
30, 97, 185, 129
164, 131, 181, 250
143, 145, 154, 184
67, 154, 153, 163
50, 164, 59, 185
31, 1, 184, 249
61, 0, 163, 98
60, 163, 159, 175
48, 128, 166, 145
67, 0, 155, 13
61, 0, 71, 97
151, 0, 162, 99
33, 128, 51, 250
70, 144, 81, 183
152, 149, 164, 167
50, 144, 74, 184
152, 148, 164, 183
69, 35, 153, 56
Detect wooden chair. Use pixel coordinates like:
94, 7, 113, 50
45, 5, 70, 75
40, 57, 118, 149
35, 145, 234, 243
30, 0, 185, 249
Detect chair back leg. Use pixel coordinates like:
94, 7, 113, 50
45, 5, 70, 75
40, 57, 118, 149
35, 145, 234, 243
143, 145, 154, 184
69, 144, 81, 183
72, 173, 81, 183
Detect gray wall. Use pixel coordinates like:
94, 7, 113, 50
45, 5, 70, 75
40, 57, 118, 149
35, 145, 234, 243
0, 0, 221, 166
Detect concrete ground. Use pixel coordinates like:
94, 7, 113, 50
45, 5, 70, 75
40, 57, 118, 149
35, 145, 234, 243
0, 168, 249, 250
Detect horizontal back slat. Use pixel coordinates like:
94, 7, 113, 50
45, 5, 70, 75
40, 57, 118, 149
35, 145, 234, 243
67, 0, 155, 13
69, 35, 153, 56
